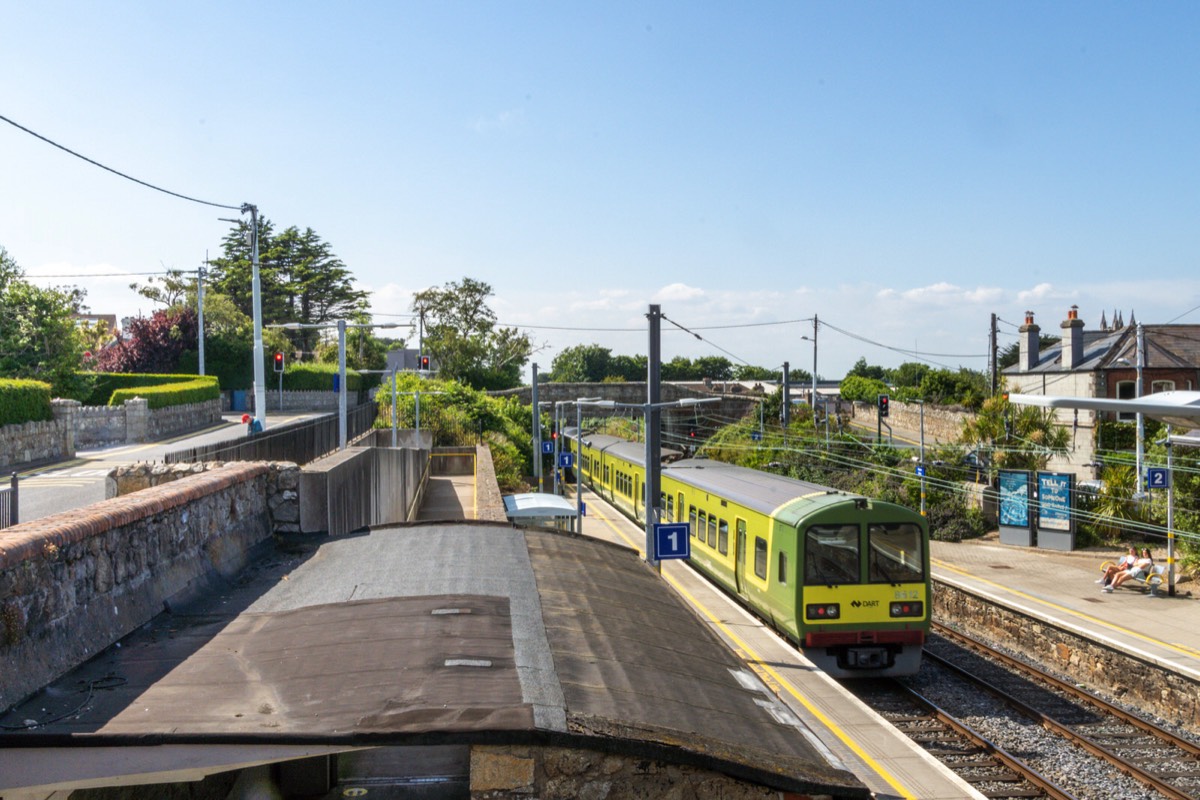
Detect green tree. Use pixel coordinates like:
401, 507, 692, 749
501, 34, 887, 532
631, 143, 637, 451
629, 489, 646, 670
734, 364, 781, 382
608, 354, 647, 381
413, 277, 534, 390
846, 357, 890, 382
919, 368, 988, 409
892, 362, 930, 388
959, 392, 1069, 475
0, 247, 89, 398
550, 344, 613, 382
206, 219, 369, 359
839, 375, 889, 403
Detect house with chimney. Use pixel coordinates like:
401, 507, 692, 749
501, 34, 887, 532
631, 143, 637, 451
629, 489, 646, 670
1003, 306, 1200, 476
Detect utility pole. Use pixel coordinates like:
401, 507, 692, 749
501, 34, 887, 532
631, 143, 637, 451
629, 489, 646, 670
646, 304, 662, 571
243, 203, 266, 431
531, 363, 542, 493
811, 315, 819, 432
197, 263, 206, 376
1135, 322, 1145, 495
781, 361, 790, 428
989, 312, 998, 395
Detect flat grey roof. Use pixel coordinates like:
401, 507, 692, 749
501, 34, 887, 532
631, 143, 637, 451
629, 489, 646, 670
0, 524, 865, 797
503, 492, 578, 518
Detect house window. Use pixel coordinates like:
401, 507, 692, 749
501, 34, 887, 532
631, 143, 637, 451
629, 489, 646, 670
1116, 380, 1136, 421
1152, 380, 1174, 394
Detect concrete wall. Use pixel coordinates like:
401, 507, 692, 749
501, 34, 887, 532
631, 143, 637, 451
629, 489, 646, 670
299, 443, 432, 536
0, 462, 294, 710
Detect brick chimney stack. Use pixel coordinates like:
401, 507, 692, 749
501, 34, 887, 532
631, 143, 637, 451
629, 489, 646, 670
1019, 311, 1040, 372
1060, 305, 1085, 369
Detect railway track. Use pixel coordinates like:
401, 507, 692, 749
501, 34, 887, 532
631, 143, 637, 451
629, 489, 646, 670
853, 620, 1200, 798
848, 678, 1071, 799
924, 622, 1200, 799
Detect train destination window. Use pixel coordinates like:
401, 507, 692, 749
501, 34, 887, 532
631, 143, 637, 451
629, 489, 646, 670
778, 551, 787, 584
718, 519, 729, 555
804, 524, 860, 585
754, 537, 768, 579
867, 523, 924, 584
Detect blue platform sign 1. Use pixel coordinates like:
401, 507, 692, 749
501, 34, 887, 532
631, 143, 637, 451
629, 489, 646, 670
915, 464, 926, 477
654, 523, 691, 560
1147, 467, 1171, 489
558, 452, 573, 469
541, 441, 554, 455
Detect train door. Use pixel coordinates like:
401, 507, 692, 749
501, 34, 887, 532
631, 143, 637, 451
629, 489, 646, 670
734, 518, 748, 598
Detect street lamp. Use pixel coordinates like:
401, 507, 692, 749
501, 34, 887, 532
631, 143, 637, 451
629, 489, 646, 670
272, 320, 400, 449
220, 206, 266, 429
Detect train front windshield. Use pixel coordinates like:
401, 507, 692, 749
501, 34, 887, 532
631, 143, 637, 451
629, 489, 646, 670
867, 523, 924, 584
804, 525, 859, 585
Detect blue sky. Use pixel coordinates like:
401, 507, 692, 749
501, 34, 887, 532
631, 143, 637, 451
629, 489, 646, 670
3, 2, 1199, 380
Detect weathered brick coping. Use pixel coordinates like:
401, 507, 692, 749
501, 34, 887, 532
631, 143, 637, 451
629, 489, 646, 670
0, 462, 269, 570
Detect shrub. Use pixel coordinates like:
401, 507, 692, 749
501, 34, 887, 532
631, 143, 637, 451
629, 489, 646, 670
0, 379, 53, 426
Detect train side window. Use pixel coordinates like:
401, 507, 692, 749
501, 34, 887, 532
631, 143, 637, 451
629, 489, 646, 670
707, 514, 717, 548
867, 523, 925, 583
804, 524, 860, 585
754, 537, 768, 579
689, 505, 697, 537
663, 494, 672, 522
697, 510, 707, 546
717, 519, 728, 555
778, 551, 787, 584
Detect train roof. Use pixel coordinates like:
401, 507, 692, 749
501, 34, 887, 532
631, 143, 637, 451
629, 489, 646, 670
664, 458, 847, 516
567, 430, 682, 466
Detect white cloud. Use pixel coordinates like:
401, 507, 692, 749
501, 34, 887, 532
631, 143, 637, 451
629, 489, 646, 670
653, 283, 706, 302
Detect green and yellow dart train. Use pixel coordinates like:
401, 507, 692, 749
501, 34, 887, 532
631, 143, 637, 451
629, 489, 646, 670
566, 431, 930, 678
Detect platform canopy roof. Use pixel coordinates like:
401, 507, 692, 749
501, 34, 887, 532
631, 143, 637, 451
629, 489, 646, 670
502, 492, 579, 519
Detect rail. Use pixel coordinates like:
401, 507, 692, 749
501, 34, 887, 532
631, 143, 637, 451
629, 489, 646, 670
0, 473, 16, 529
164, 402, 378, 466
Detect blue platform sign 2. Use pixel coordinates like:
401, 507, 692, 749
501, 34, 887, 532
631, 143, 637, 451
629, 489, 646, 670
1147, 467, 1170, 489
541, 441, 554, 455
558, 452, 573, 469
751, 430, 762, 441
654, 523, 691, 560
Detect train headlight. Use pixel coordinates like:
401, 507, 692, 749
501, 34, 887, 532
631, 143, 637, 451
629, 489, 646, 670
805, 604, 840, 620
889, 601, 924, 618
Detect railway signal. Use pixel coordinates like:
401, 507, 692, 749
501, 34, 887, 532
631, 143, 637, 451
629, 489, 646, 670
273, 351, 285, 373
420, 354, 430, 371
877, 394, 889, 418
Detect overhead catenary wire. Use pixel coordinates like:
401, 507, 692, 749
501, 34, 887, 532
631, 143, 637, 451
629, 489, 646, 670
1, 113, 243, 211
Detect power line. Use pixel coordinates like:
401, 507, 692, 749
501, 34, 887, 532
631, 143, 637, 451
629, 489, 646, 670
28, 270, 183, 279
0, 113, 242, 211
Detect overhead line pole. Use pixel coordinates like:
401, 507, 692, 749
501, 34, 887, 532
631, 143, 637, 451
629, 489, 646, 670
647, 304, 662, 572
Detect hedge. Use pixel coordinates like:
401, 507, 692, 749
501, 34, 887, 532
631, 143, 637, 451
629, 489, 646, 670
0, 379, 54, 426
108, 376, 221, 410
82, 373, 217, 407
281, 362, 363, 392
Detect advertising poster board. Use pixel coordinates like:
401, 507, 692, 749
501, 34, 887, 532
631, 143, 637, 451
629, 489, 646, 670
1037, 471, 1076, 551
998, 469, 1034, 547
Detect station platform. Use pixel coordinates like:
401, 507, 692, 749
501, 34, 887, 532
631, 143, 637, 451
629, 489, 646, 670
931, 534, 1200, 683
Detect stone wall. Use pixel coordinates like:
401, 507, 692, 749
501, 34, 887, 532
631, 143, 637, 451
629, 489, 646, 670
106, 461, 301, 534
0, 400, 75, 469
470, 745, 803, 799
0, 398, 223, 469
850, 399, 969, 444
934, 580, 1199, 731
0, 462, 295, 710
